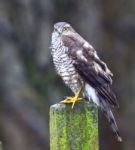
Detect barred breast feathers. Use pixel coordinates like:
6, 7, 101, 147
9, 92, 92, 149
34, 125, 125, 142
51, 35, 82, 94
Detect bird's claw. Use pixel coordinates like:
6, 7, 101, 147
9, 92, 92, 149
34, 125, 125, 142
60, 96, 82, 109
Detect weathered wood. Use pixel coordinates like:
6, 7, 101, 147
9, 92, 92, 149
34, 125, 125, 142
50, 101, 99, 150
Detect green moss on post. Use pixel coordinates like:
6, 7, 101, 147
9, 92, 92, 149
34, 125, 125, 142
50, 101, 99, 150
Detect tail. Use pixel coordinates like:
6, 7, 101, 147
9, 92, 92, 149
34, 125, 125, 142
84, 83, 122, 142
99, 98, 122, 142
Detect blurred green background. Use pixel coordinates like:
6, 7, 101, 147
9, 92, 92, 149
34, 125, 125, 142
0, 0, 135, 150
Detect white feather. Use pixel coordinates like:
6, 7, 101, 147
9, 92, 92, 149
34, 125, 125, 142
83, 42, 93, 49
85, 83, 99, 106
76, 50, 87, 62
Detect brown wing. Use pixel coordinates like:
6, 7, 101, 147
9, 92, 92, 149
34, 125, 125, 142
62, 33, 119, 107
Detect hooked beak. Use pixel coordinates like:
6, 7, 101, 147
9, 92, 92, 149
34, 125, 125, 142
53, 28, 62, 36
57, 30, 62, 35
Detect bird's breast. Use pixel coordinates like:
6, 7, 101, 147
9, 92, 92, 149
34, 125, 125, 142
52, 48, 82, 93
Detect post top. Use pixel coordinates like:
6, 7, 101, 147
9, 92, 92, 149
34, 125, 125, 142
50, 101, 96, 110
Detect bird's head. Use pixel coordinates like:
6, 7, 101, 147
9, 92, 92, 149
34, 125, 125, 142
53, 22, 75, 37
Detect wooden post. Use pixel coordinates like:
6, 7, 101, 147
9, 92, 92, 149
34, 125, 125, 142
50, 101, 99, 150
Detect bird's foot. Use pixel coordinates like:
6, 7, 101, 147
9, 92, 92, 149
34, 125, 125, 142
60, 86, 83, 109
60, 95, 82, 109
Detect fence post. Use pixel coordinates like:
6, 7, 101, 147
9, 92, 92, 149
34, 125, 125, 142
50, 101, 99, 150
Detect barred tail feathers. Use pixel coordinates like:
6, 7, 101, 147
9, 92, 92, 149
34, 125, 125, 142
99, 97, 122, 142
84, 84, 122, 142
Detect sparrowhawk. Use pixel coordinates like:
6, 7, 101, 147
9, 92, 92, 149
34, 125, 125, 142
51, 22, 122, 142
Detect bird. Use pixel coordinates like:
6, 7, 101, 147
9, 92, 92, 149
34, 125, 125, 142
51, 22, 122, 142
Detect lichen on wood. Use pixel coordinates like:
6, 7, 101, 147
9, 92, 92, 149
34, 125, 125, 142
50, 101, 98, 150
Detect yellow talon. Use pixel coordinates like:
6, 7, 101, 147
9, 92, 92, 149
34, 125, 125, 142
60, 86, 83, 109
60, 96, 82, 109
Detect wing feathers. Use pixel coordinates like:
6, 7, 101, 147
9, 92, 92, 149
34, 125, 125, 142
62, 34, 118, 107
74, 61, 118, 107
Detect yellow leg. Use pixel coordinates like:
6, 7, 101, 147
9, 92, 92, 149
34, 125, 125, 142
60, 85, 83, 109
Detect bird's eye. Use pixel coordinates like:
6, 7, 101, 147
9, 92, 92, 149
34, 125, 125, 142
54, 28, 58, 32
63, 27, 69, 32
